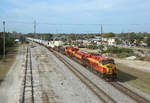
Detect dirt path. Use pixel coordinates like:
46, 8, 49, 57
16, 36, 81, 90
0, 45, 26, 103
114, 58, 150, 73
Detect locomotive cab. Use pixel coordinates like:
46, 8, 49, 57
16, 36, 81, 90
101, 59, 117, 80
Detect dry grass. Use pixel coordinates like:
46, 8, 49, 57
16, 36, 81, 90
79, 48, 99, 53
117, 63, 150, 95
0, 45, 20, 81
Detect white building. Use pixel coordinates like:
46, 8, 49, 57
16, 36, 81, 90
102, 37, 116, 46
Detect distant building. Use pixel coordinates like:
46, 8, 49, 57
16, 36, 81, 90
91, 36, 101, 42
101, 37, 117, 46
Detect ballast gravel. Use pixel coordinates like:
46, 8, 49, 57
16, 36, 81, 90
34, 43, 103, 103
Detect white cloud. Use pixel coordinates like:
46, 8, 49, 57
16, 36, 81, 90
7, 0, 118, 16
8, 0, 150, 16
3, 0, 150, 23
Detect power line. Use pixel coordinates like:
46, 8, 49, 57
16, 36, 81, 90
3, 20, 150, 26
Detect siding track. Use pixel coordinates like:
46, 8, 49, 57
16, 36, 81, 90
20, 47, 34, 103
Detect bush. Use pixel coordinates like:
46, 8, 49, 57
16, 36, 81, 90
105, 46, 139, 58
117, 52, 131, 58
86, 44, 98, 49
106, 47, 133, 54
0, 34, 15, 55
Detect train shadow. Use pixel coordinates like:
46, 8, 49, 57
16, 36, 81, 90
0, 80, 4, 85
117, 69, 137, 82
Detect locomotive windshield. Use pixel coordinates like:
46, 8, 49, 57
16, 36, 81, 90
101, 60, 114, 65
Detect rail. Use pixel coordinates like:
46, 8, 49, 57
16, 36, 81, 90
21, 47, 34, 103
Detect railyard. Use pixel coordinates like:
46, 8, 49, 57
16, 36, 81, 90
0, 41, 150, 103
1, 0, 150, 102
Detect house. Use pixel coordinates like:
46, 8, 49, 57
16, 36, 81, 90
91, 36, 101, 42
101, 37, 117, 46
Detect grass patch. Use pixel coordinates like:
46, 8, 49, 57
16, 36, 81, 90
116, 63, 150, 95
103, 46, 140, 58
0, 45, 20, 82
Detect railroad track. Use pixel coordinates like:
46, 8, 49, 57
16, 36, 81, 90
51, 49, 116, 103
20, 47, 34, 103
70, 52, 150, 103
50, 48, 150, 103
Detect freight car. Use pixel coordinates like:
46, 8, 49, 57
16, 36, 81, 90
54, 46, 66, 55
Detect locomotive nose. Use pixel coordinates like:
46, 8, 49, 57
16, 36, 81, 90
107, 64, 113, 68
106, 64, 116, 74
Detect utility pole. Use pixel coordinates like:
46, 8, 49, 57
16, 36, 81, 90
34, 20, 36, 34
3, 21, 6, 60
100, 24, 103, 35
34, 20, 36, 38
100, 24, 103, 45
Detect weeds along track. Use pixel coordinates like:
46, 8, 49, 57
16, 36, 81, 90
51, 49, 116, 103
20, 47, 34, 103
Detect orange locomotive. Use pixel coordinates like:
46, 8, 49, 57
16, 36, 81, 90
65, 46, 117, 80
86, 55, 117, 79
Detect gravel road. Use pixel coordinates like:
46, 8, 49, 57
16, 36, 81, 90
0, 46, 26, 103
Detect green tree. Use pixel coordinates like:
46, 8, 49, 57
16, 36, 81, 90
102, 32, 115, 38
145, 37, 150, 46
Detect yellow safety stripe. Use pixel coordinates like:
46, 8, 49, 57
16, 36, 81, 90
87, 58, 99, 64
75, 54, 81, 59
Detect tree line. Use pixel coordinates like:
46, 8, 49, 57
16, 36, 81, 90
0, 32, 15, 55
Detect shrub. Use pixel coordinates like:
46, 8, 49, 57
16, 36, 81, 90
0, 34, 15, 55
106, 47, 133, 54
105, 46, 138, 58
86, 44, 98, 49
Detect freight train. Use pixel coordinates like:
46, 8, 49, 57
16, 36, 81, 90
65, 46, 117, 80
28, 38, 117, 81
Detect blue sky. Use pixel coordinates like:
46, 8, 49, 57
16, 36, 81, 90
0, 0, 150, 33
